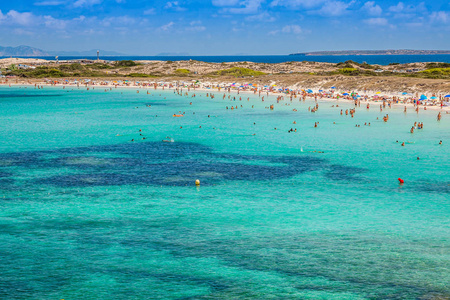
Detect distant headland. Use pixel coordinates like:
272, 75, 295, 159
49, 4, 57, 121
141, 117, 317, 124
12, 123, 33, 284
290, 50, 450, 56
0, 45, 126, 57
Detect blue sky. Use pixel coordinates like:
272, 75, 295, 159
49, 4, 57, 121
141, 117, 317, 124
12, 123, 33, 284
1, 0, 450, 55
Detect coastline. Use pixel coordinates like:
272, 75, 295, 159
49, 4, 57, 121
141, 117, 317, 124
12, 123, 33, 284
2, 80, 448, 112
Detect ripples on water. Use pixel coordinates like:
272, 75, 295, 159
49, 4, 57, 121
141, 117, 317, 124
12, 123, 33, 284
0, 87, 448, 299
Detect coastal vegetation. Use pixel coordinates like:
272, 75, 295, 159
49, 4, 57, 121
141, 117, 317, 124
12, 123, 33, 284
213, 67, 266, 77
4, 65, 106, 78
174, 68, 191, 75
2, 59, 450, 83
127, 73, 157, 78
114, 60, 139, 67
418, 68, 450, 79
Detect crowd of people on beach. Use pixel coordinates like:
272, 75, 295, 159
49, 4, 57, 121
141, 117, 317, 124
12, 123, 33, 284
3, 77, 449, 110
2, 79, 446, 150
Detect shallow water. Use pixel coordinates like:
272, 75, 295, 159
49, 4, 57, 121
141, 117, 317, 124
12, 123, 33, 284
0, 86, 449, 299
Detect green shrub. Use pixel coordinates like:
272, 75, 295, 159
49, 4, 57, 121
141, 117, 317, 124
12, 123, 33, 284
89, 63, 113, 69
174, 68, 191, 75
419, 68, 450, 78
59, 63, 85, 71
360, 62, 375, 69
127, 73, 157, 78
114, 60, 138, 67
425, 62, 450, 69
214, 67, 266, 77
338, 68, 360, 75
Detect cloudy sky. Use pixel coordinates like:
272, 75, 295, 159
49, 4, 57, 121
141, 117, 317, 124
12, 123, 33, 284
1, 0, 450, 55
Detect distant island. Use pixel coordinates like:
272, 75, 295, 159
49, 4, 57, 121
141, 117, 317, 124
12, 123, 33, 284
0, 45, 49, 57
156, 52, 190, 56
0, 45, 126, 57
290, 50, 450, 56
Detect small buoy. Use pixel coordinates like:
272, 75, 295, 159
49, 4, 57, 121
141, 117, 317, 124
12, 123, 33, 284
195, 179, 200, 186
398, 178, 404, 184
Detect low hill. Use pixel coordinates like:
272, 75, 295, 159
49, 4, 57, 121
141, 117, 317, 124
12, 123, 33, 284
0, 45, 49, 56
291, 50, 450, 56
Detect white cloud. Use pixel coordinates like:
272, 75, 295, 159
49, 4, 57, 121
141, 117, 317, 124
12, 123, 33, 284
388, 2, 426, 14
164, 2, 186, 11
269, 24, 303, 35
73, 0, 102, 8
222, 0, 264, 14
44, 15, 68, 28
34, 0, 64, 5
362, 1, 382, 16
389, 2, 404, 13
245, 11, 276, 22
282, 25, 302, 34
0, 9, 90, 31
159, 21, 174, 31
270, 0, 326, 8
271, 0, 357, 16
13, 28, 34, 35
313, 1, 354, 17
74, 15, 86, 22
5, 10, 35, 26
144, 8, 156, 15
430, 11, 449, 24
405, 22, 423, 28
101, 16, 137, 27
388, 2, 427, 20
212, 0, 240, 6
186, 21, 206, 32
364, 17, 388, 26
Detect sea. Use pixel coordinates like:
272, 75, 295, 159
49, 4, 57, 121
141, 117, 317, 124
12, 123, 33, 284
3, 54, 450, 65
0, 86, 449, 299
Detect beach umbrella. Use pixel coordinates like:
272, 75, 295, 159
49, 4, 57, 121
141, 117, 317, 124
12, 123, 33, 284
402, 92, 408, 95
420, 95, 427, 100
430, 96, 437, 100
444, 95, 450, 98
306, 89, 313, 93
376, 92, 381, 94
319, 89, 323, 92
343, 93, 349, 96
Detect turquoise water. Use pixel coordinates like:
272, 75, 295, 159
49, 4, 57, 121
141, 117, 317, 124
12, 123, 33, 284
0, 86, 449, 299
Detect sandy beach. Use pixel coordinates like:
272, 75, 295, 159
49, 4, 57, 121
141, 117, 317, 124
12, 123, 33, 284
2, 78, 449, 113
1, 58, 449, 112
